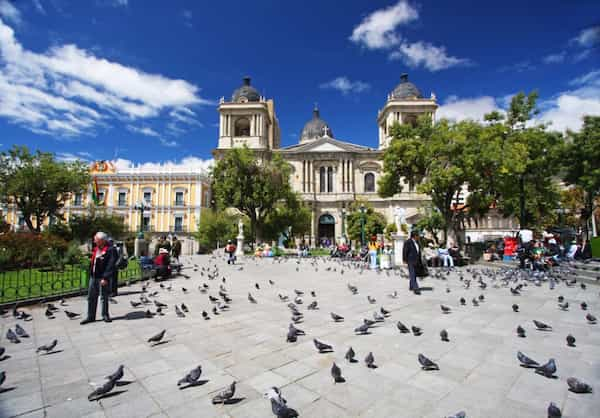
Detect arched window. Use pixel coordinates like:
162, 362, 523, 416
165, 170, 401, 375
234, 117, 250, 136
364, 173, 375, 193
327, 167, 333, 193
319, 167, 326, 192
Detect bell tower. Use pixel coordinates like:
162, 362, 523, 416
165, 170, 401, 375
214, 76, 281, 159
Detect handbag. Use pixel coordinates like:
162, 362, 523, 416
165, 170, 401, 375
415, 257, 429, 277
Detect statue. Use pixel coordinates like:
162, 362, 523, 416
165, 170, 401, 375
237, 218, 244, 237
394, 207, 406, 233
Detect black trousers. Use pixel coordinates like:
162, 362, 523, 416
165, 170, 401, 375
408, 263, 419, 290
110, 272, 118, 296
87, 277, 110, 320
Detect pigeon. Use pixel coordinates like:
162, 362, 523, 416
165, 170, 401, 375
211, 381, 236, 404
286, 329, 297, 343
581, 302, 587, 310
289, 324, 305, 335
363, 318, 376, 327
581, 283, 586, 290
411, 326, 422, 336
330, 312, 344, 322
36, 339, 58, 354
147, 329, 166, 345
154, 300, 167, 309
248, 293, 257, 304
307, 301, 318, 310
533, 320, 552, 331
47, 303, 59, 312
446, 412, 466, 418
566, 377, 593, 393
557, 295, 564, 303
64, 310, 80, 319
0, 370, 4, 386
388, 291, 398, 298
209, 295, 219, 303
181, 303, 189, 313
365, 352, 376, 368
255, 283, 260, 290
266, 387, 299, 418
45, 306, 55, 318
347, 284, 358, 294
512, 304, 519, 312
0, 347, 5, 358
459, 297, 466, 306
367, 296, 376, 304
345, 347, 356, 362
373, 311, 385, 322
106, 365, 124, 382
177, 366, 202, 387
441, 305, 451, 314
354, 323, 370, 334
88, 378, 116, 401
310, 291, 316, 297
517, 351, 539, 368
175, 305, 186, 318
6, 329, 20, 344
472, 298, 479, 307
558, 302, 569, 311
517, 325, 526, 338
547, 402, 562, 418
586, 313, 597, 324
510, 287, 520, 295
380, 307, 390, 316
331, 362, 344, 383
418, 353, 439, 370
14, 324, 29, 338
182, 287, 188, 293
269, 280, 275, 285
313, 338, 332, 352
566, 334, 576, 347
535, 358, 557, 377
294, 289, 304, 296
478, 294, 485, 302
130, 301, 142, 308
397, 321, 410, 333
440, 329, 449, 342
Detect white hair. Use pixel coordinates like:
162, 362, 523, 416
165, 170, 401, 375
95, 231, 108, 240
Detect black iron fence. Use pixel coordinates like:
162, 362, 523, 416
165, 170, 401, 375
0, 261, 144, 306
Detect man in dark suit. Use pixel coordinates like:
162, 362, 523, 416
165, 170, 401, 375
81, 231, 117, 324
403, 230, 422, 295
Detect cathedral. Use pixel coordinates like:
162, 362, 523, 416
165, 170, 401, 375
214, 75, 516, 245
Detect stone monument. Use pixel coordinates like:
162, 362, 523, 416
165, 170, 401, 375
391, 207, 408, 266
236, 218, 244, 257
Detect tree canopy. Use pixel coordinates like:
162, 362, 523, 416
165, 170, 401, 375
0, 146, 90, 233
345, 201, 386, 244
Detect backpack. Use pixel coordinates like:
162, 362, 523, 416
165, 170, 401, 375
116, 256, 128, 270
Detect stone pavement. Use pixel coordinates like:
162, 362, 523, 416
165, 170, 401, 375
1, 255, 599, 418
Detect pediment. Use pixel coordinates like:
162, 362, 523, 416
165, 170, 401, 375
307, 142, 347, 152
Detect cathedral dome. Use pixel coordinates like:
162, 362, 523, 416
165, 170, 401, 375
232, 76, 260, 103
300, 106, 333, 143
390, 73, 422, 100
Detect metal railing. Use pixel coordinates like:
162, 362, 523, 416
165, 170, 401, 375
0, 261, 144, 306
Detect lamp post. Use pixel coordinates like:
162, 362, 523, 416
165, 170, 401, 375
341, 208, 346, 243
134, 201, 151, 239
360, 204, 366, 247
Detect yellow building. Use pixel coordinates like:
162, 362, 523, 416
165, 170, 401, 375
3, 160, 211, 245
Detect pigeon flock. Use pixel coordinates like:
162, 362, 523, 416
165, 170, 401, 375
1, 253, 599, 417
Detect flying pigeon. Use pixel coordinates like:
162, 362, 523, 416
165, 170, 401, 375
345, 347, 356, 362
517, 351, 539, 368
88, 378, 116, 401
211, 381, 236, 404
566, 334, 576, 347
517, 325, 526, 338
535, 358, 557, 378
566, 377, 593, 394
106, 365, 124, 382
533, 320, 552, 331
313, 338, 332, 353
331, 362, 344, 383
365, 352, 376, 368
397, 321, 410, 333
147, 329, 166, 345
547, 402, 562, 418
14, 324, 29, 338
418, 353, 439, 370
177, 366, 202, 387
330, 312, 344, 322
36, 339, 58, 354
440, 329, 449, 342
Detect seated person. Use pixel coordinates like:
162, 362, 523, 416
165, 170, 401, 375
582, 240, 592, 260
225, 240, 237, 264
438, 244, 454, 268
154, 248, 171, 279
567, 241, 581, 261
424, 243, 440, 267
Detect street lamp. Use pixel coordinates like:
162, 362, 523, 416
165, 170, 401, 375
360, 204, 366, 247
134, 201, 151, 239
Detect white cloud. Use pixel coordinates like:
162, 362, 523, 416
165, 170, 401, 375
542, 51, 566, 64
349, 0, 418, 49
113, 156, 214, 174
538, 69, 600, 132
56, 151, 90, 162
182, 9, 192, 28
498, 60, 535, 73
437, 96, 500, 122
0, 18, 210, 137
319, 76, 370, 95
572, 26, 600, 48
390, 41, 470, 71
0, 1, 20, 25
126, 125, 160, 137
32, 0, 45, 14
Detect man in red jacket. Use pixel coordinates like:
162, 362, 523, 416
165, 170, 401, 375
81, 232, 116, 324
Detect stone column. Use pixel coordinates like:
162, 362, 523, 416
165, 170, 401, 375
391, 232, 407, 266
236, 218, 244, 257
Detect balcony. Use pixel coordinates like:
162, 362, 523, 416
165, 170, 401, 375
174, 200, 185, 207
117, 201, 128, 207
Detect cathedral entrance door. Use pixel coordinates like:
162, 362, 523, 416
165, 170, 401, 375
318, 214, 335, 247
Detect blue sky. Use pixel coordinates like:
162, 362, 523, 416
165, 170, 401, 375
0, 0, 598, 171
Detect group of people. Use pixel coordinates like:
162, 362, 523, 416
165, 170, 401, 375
423, 241, 460, 268
518, 237, 592, 270
154, 235, 182, 261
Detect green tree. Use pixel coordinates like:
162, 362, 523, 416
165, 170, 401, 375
563, 116, 600, 237
415, 205, 445, 245
211, 147, 295, 243
345, 201, 386, 243
0, 146, 90, 233
193, 210, 240, 250
262, 197, 311, 244
69, 207, 127, 243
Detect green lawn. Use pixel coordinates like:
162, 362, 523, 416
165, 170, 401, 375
0, 262, 142, 304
